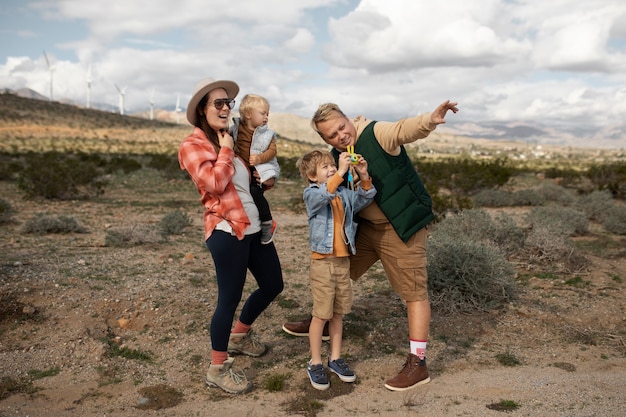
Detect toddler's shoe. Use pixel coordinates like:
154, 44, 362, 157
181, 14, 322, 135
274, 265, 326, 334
328, 357, 356, 383
261, 220, 277, 245
307, 360, 330, 390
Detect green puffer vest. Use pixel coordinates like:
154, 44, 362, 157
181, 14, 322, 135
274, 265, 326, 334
332, 121, 434, 242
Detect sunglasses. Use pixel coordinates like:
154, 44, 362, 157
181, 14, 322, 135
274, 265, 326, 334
210, 98, 235, 110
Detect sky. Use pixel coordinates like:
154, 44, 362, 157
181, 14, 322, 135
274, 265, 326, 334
1, 0, 626, 146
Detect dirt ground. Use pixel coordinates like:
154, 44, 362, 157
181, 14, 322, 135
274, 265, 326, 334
0, 171, 625, 417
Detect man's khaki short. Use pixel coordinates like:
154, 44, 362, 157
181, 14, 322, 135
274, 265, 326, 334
349, 221, 428, 302
309, 257, 352, 320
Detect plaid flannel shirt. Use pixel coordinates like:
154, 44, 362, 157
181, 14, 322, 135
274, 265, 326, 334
178, 127, 251, 240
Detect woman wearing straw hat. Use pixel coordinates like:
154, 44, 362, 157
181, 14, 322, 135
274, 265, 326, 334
178, 77, 284, 394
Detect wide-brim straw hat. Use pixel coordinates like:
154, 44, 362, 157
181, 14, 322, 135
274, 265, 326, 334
186, 77, 239, 125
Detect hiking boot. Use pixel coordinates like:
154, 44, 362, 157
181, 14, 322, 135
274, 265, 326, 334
282, 317, 330, 341
307, 360, 330, 391
260, 220, 277, 245
205, 357, 252, 394
328, 358, 356, 383
228, 329, 266, 357
384, 353, 431, 391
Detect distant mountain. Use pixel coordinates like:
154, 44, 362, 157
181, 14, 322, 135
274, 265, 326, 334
5, 88, 623, 149
14, 87, 49, 101
437, 120, 625, 149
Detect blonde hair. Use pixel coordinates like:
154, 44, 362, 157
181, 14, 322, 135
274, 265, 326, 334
310, 103, 347, 137
296, 149, 334, 183
239, 94, 270, 117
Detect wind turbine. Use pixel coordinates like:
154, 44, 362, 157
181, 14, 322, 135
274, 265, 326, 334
149, 89, 155, 120
114, 84, 126, 115
175, 94, 182, 124
86, 64, 92, 109
42, 50, 55, 101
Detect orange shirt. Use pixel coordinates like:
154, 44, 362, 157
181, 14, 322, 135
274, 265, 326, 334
312, 174, 350, 259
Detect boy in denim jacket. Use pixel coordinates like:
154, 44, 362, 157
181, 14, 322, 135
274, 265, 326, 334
296, 149, 376, 390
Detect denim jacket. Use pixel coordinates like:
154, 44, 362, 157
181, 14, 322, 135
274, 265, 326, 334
304, 181, 376, 255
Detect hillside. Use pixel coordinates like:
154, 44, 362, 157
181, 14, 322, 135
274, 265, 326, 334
2, 92, 623, 162
0, 93, 318, 157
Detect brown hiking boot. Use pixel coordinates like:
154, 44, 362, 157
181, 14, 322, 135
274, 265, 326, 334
282, 316, 329, 341
227, 329, 266, 357
205, 357, 252, 394
384, 353, 431, 391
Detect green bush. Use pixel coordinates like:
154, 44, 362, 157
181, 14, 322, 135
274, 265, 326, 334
17, 151, 106, 199
147, 154, 187, 180
0, 152, 23, 181
0, 198, 14, 224
276, 156, 300, 181
543, 167, 582, 187
586, 162, 626, 199
159, 210, 192, 237
418, 158, 515, 196
430, 192, 474, 221
22, 214, 87, 235
107, 155, 142, 174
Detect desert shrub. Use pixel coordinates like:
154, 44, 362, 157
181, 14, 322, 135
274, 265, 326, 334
22, 214, 87, 235
418, 158, 514, 196
104, 225, 162, 247
574, 189, 614, 221
522, 226, 588, 272
511, 189, 546, 206
542, 167, 582, 188
430, 192, 474, 220
430, 208, 524, 256
602, 205, 626, 235
472, 189, 513, 207
427, 233, 517, 314
107, 155, 142, 174
535, 182, 576, 205
586, 161, 626, 199
0, 198, 14, 224
526, 205, 588, 237
17, 151, 106, 199
147, 154, 186, 180
0, 152, 23, 181
277, 156, 300, 180
491, 212, 527, 255
159, 210, 192, 237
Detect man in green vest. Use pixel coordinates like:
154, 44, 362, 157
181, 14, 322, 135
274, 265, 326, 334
282, 100, 458, 391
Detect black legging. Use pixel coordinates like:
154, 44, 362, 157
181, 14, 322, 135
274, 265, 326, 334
206, 230, 283, 352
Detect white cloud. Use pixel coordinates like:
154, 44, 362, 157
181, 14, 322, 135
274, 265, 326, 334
0, 0, 625, 145
285, 28, 315, 53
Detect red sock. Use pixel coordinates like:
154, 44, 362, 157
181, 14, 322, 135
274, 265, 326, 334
232, 320, 251, 334
211, 350, 229, 366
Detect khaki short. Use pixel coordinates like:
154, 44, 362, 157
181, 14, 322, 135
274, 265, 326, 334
350, 221, 429, 302
309, 257, 352, 320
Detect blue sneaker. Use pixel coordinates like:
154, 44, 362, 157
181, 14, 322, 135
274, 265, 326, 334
307, 360, 330, 390
328, 358, 356, 383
